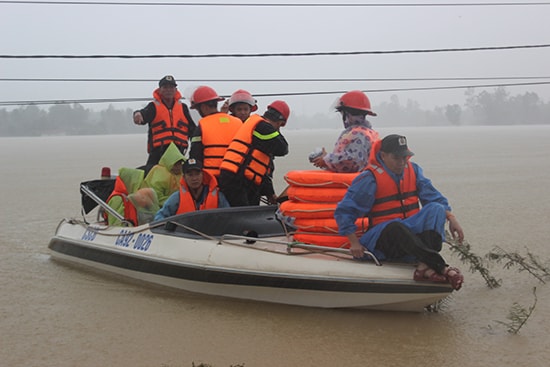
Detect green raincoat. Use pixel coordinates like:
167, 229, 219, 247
141, 142, 185, 206
107, 167, 145, 226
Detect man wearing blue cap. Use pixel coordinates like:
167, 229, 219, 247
133, 75, 196, 173
154, 158, 230, 220
335, 134, 465, 291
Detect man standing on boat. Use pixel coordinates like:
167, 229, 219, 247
334, 134, 465, 290
310, 90, 379, 173
133, 75, 196, 174
154, 158, 230, 220
218, 101, 290, 207
188, 86, 243, 179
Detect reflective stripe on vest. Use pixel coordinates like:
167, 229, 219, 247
219, 114, 271, 186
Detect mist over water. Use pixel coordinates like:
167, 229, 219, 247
1, 126, 549, 366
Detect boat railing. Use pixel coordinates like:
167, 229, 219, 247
220, 234, 381, 265
158, 214, 381, 265
79, 184, 132, 226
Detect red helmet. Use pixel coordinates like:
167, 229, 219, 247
267, 100, 290, 122
337, 90, 377, 116
228, 89, 258, 112
190, 86, 224, 109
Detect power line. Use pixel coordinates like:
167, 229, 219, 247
2, 76, 550, 83
2, 1, 550, 7
2, 80, 549, 107
2, 44, 550, 59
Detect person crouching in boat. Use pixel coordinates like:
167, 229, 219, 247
218, 101, 290, 207
310, 90, 379, 173
140, 142, 185, 207
154, 159, 230, 220
334, 134, 465, 290
105, 168, 159, 226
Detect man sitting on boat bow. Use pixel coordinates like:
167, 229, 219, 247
335, 134, 465, 290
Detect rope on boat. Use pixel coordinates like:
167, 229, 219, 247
66, 217, 380, 264
67, 217, 158, 236
165, 220, 356, 259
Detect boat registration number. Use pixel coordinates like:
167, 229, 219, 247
113, 230, 154, 252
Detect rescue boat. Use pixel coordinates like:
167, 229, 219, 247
47, 177, 453, 312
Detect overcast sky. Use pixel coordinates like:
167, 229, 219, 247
1, 1, 550, 118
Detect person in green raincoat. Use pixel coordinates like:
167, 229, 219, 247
140, 142, 185, 206
106, 167, 159, 226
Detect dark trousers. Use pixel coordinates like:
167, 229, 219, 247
375, 221, 447, 274
218, 170, 261, 207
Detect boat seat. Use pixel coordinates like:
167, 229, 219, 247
151, 205, 286, 238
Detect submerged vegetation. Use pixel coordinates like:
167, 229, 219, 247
446, 235, 550, 334
487, 246, 550, 284
446, 235, 501, 289
494, 287, 538, 334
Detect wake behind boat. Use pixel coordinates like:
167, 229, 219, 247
48, 179, 453, 312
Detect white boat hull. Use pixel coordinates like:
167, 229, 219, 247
49, 207, 452, 312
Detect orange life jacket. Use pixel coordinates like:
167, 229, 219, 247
150, 89, 193, 152
198, 113, 242, 176
280, 169, 368, 248
366, 152, 420, 227
176, 170, 221, 213
104, 177, 138, 226
284, 170, 359, 189
219, 114, 272, 186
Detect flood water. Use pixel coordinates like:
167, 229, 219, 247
1, 126, 549, 366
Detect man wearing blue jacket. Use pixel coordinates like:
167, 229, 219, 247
335, 134, 465, 290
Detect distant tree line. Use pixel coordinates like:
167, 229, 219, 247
0, 104, 143, 137
0, 87, 548, 137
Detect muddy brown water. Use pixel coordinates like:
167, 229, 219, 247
1, 126, 549, 366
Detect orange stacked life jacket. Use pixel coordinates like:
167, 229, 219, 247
104, 177, 138, 226
150, 90, 193, 153
220, 114, 272, 186
176, 171, 221, 213
279, 170, 366, 248
198, 113, 242, 177
366, 155, 420, 228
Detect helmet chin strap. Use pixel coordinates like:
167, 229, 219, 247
342, 111, 351, 129
342, 111, 367, 129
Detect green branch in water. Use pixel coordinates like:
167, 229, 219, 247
486, 246, 550, 284
445, 233, 501, 288
494, 287, 538, 334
